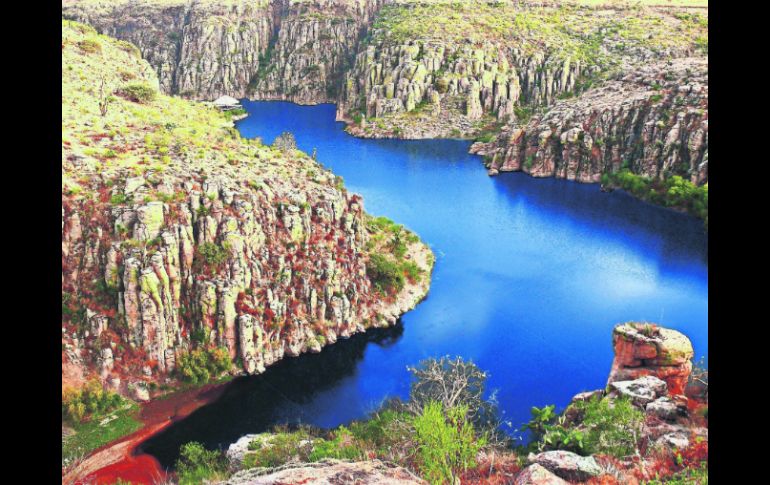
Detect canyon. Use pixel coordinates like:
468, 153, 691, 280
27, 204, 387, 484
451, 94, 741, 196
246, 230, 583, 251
61, 2, 708, 483
62, 18, 432, 403
63, 0, 708, 194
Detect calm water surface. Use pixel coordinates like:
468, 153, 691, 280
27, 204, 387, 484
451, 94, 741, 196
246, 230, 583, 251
142, 101, 707, 466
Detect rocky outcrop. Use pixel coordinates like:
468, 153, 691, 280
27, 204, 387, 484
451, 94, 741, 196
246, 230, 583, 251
62, 0, 384, 102
248, 0, 384, 104
513, 463, 569, 485
221, 459, 426, 484
62, 21, 432, 393
63, 0, 275, 99
337, 1, 706, 140
472, 58, 708, 184
527, 450, 602, 482
607, 322, 695, 395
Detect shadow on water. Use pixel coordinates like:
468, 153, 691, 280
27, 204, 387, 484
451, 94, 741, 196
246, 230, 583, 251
140, 324, 404, 469
491, 172, 708, 265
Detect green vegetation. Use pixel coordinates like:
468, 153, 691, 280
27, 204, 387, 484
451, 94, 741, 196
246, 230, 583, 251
62, 19, 342, 205
524, 395, 645, 458
601, 170, 708, 226
308, 426, 365, 461
243, 428, 316, 468
369, 2, 707, 67
413, 402, 486, 484
364, 215, 426, 295
62, 379, 127, 423
232, 356, 493, 481
176, 347, 232, 385
78, 38, 102, 54
195, 242, 230, 270
62, 380, 142, 466
223, 107, 247, 119
118, 82, 158, 104
176, 441, 229, 485
367, 253, 406, 294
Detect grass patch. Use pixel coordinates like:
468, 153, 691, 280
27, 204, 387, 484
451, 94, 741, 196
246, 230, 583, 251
62, 401, 142, 466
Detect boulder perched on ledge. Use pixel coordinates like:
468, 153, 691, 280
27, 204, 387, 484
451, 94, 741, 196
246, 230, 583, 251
607, 323, 694, 395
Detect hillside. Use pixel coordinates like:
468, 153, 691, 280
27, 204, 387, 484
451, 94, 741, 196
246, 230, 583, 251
62, 19, 432, 401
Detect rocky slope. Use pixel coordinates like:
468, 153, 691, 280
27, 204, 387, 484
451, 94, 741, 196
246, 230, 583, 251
471, 57, 708, 184
62, 20, 432, 398
222, 459, 426, 484
336, 1, 707, 139
214, 322, 707, 484
63, 1, 708, 214
62, 0, 385, 102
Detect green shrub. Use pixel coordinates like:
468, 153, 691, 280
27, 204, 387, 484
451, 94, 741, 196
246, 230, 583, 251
176, 442, 228, 485
309, 426, 364, 461
62, 380, 125, 423
118, 83, 157, 104
195, 242, 230, 273
176, 347, 232, 385
243, 429, 314, 469
576, 396, 645, 458
78, 39, 102, 54
412, 402, 485, 485
366, 254, 405, 294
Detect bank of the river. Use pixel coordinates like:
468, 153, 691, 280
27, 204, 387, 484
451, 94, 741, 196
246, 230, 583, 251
131, 100, 706, 474
64, 381, 229, 485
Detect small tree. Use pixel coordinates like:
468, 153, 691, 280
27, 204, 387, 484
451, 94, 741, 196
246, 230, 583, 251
272, 131, 297, 153
413, 402, 485, 485
98, 75, 114, 117
407, 356, 507, 446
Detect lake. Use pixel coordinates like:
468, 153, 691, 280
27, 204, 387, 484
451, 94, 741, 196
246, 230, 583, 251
141, 101, 707, 467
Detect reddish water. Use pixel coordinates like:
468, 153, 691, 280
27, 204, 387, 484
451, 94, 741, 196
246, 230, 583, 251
66, 382, 228, 485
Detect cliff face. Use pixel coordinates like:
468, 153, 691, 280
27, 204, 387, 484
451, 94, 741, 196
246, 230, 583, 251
336, 1, 706, 139
62, 0, 383, 102
63, 1, 708, 201
63, 0, 276, 99
471, 58, 708, 184
247, 0, 384, 104
62, 21, 432, 397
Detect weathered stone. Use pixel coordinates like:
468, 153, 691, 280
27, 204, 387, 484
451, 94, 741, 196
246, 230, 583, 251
646, 396, 683, 421
529, 450, 602, 482
607, 323, 695, 395
610, 376, 667, 406
514, 464, 569, 485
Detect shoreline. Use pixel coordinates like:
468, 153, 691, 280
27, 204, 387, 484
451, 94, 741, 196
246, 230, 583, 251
239, 98, 706, 225
63, 236, 434, 484
63, 381, 229, 485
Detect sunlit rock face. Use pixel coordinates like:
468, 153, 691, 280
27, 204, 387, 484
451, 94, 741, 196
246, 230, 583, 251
607, 322, 694, 396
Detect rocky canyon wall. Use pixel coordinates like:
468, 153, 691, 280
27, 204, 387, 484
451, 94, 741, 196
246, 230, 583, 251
62, 20, 431, 398
471, 58, 708, 184
63, 1, 708, 189
63, 0, 384, 102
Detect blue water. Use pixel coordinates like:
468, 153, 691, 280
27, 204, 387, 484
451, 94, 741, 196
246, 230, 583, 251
142, 101, 707, 464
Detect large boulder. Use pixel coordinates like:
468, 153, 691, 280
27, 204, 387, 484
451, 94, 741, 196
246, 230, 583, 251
528, 450, 602, 482
221, 459, 426, 484
610, 375, 667, 406
514, 464, 569, 485
607, 323, 694, 395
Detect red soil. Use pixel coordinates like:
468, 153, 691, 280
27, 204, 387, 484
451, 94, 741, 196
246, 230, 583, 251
64, 382, 229, 485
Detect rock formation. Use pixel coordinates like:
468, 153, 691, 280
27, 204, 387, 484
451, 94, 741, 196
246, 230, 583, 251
63, 0, 385, 102
62, 1, 709, 207
472, 58, 708, 185
607, 322, 695, 395
221, 459, 426, 484
62, 20, 432, 395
